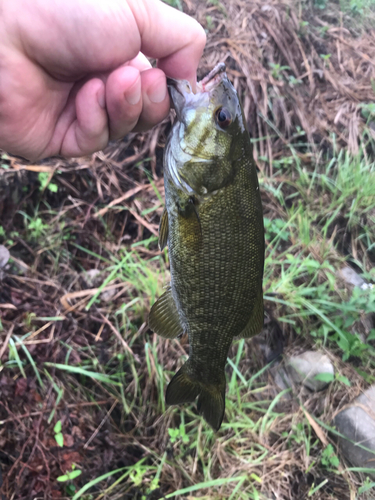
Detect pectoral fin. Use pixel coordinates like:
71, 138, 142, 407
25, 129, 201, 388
177, 196, 203, 253
148, 286, 182, 339
158, 208, 169, 251
239, 292, 264, 338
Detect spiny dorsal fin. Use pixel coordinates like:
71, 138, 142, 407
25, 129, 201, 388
148, 286, 182, 339
158, 208, 169, 251
239, 291, 264, 338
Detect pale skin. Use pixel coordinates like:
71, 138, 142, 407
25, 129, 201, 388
0, 0, 206, 161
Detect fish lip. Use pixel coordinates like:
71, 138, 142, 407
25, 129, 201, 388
197, 62, 226, 92
167, 78, 191, 120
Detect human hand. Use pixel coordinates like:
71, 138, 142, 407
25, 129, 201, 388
0, 0, 206, 160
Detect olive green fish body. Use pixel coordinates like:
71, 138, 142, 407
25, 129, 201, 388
149, 63, 264, 430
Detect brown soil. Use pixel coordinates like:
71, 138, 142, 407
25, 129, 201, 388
0, 0, 375, 499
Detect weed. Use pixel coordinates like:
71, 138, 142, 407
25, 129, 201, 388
38, 172, 59, 193
320, 53, 332, 67
19, 212, 49, 241
206, 15, 214, 31
54, 420, 64, 447
269, 62, 290, 80
57, 468, 82, 483
320, 444, 340, 469
288, 75, 303, 87
314, 0, 327, 9
264, 217, 290, 243
168, 415, 190, 444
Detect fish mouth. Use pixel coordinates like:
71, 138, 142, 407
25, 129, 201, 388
167, 62, 227, 119
197, 62, 226, 92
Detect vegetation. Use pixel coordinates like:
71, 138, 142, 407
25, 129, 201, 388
1, 0, 375, 499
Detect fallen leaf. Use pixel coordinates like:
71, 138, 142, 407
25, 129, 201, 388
61, 451, 82, 472
63, 434, 74, 447
15, 378, 28, 397
71, 426, 84, 440
31, 390, 43, 403
62, 451, 81, 463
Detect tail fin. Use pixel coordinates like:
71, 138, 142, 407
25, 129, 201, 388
166, 361, 226, 431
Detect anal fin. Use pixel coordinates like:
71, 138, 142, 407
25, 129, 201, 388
239, 291, 264, 338
149, 286, 182, 339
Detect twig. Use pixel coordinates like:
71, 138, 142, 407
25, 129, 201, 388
0, 400, 113, 424
60, 282, 129, 311
0, 326, 14, 360
127, 205, 159, 237
84, 399, 118, 449
94, 184, 145, 218
98, 313, 134, 356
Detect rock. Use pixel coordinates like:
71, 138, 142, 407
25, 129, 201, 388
287, 351, 334, 391
82, 269, 102, 288
337, 266, 366, 288
0, 245, 10, 269
333, 385, 375, 474
271, 365, 293, 392
100, 288, 117, 302
268, 364, 293, 401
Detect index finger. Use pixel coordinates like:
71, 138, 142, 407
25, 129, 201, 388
128, 0, 206, 88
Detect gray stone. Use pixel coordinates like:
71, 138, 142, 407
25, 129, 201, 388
337, 266, 366, 288
0, 245, 10, 269
100, 288, 117, 302
272, 365, 293, 392
334, 385, 375, 474
82, 269, 102, 288
286, 351, 334, 391
269, 364, 293, 401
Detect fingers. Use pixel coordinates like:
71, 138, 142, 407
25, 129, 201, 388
60, 78, 108, 157
59, 63, 170, 155
106, 65, 142, 140
14, 0, 205, 88
128, 0, 206, 89
133, 68, 169, 131
106, 65, 169, 139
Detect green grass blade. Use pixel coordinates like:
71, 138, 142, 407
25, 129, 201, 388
44, 363, 122, 386
164, 476, 248, 498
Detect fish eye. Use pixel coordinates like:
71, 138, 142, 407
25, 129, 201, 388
215, 107, 232, 129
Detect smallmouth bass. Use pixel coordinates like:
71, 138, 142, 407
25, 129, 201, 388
149, 63, 264, 431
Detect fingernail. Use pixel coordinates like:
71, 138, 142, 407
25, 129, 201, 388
97, 87, 106, 109
148, 78, 167, 104
125, 76, 141, 105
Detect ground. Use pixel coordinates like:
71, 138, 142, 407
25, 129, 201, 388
1, 0, 375, 499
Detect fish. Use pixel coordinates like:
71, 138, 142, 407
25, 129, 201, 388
149, 63, 264, 431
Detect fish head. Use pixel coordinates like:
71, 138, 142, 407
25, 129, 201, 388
165, 63, 249, 196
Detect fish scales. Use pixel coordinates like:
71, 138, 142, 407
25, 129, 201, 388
149, 63, 264, 430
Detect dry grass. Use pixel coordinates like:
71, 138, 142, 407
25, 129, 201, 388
194, 0, 375, 167
1, 0, 375, 499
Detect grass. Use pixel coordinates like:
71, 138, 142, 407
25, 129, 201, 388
1, 140, 374, 499
312, 0, 375, 32
1, 0, 375, 495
